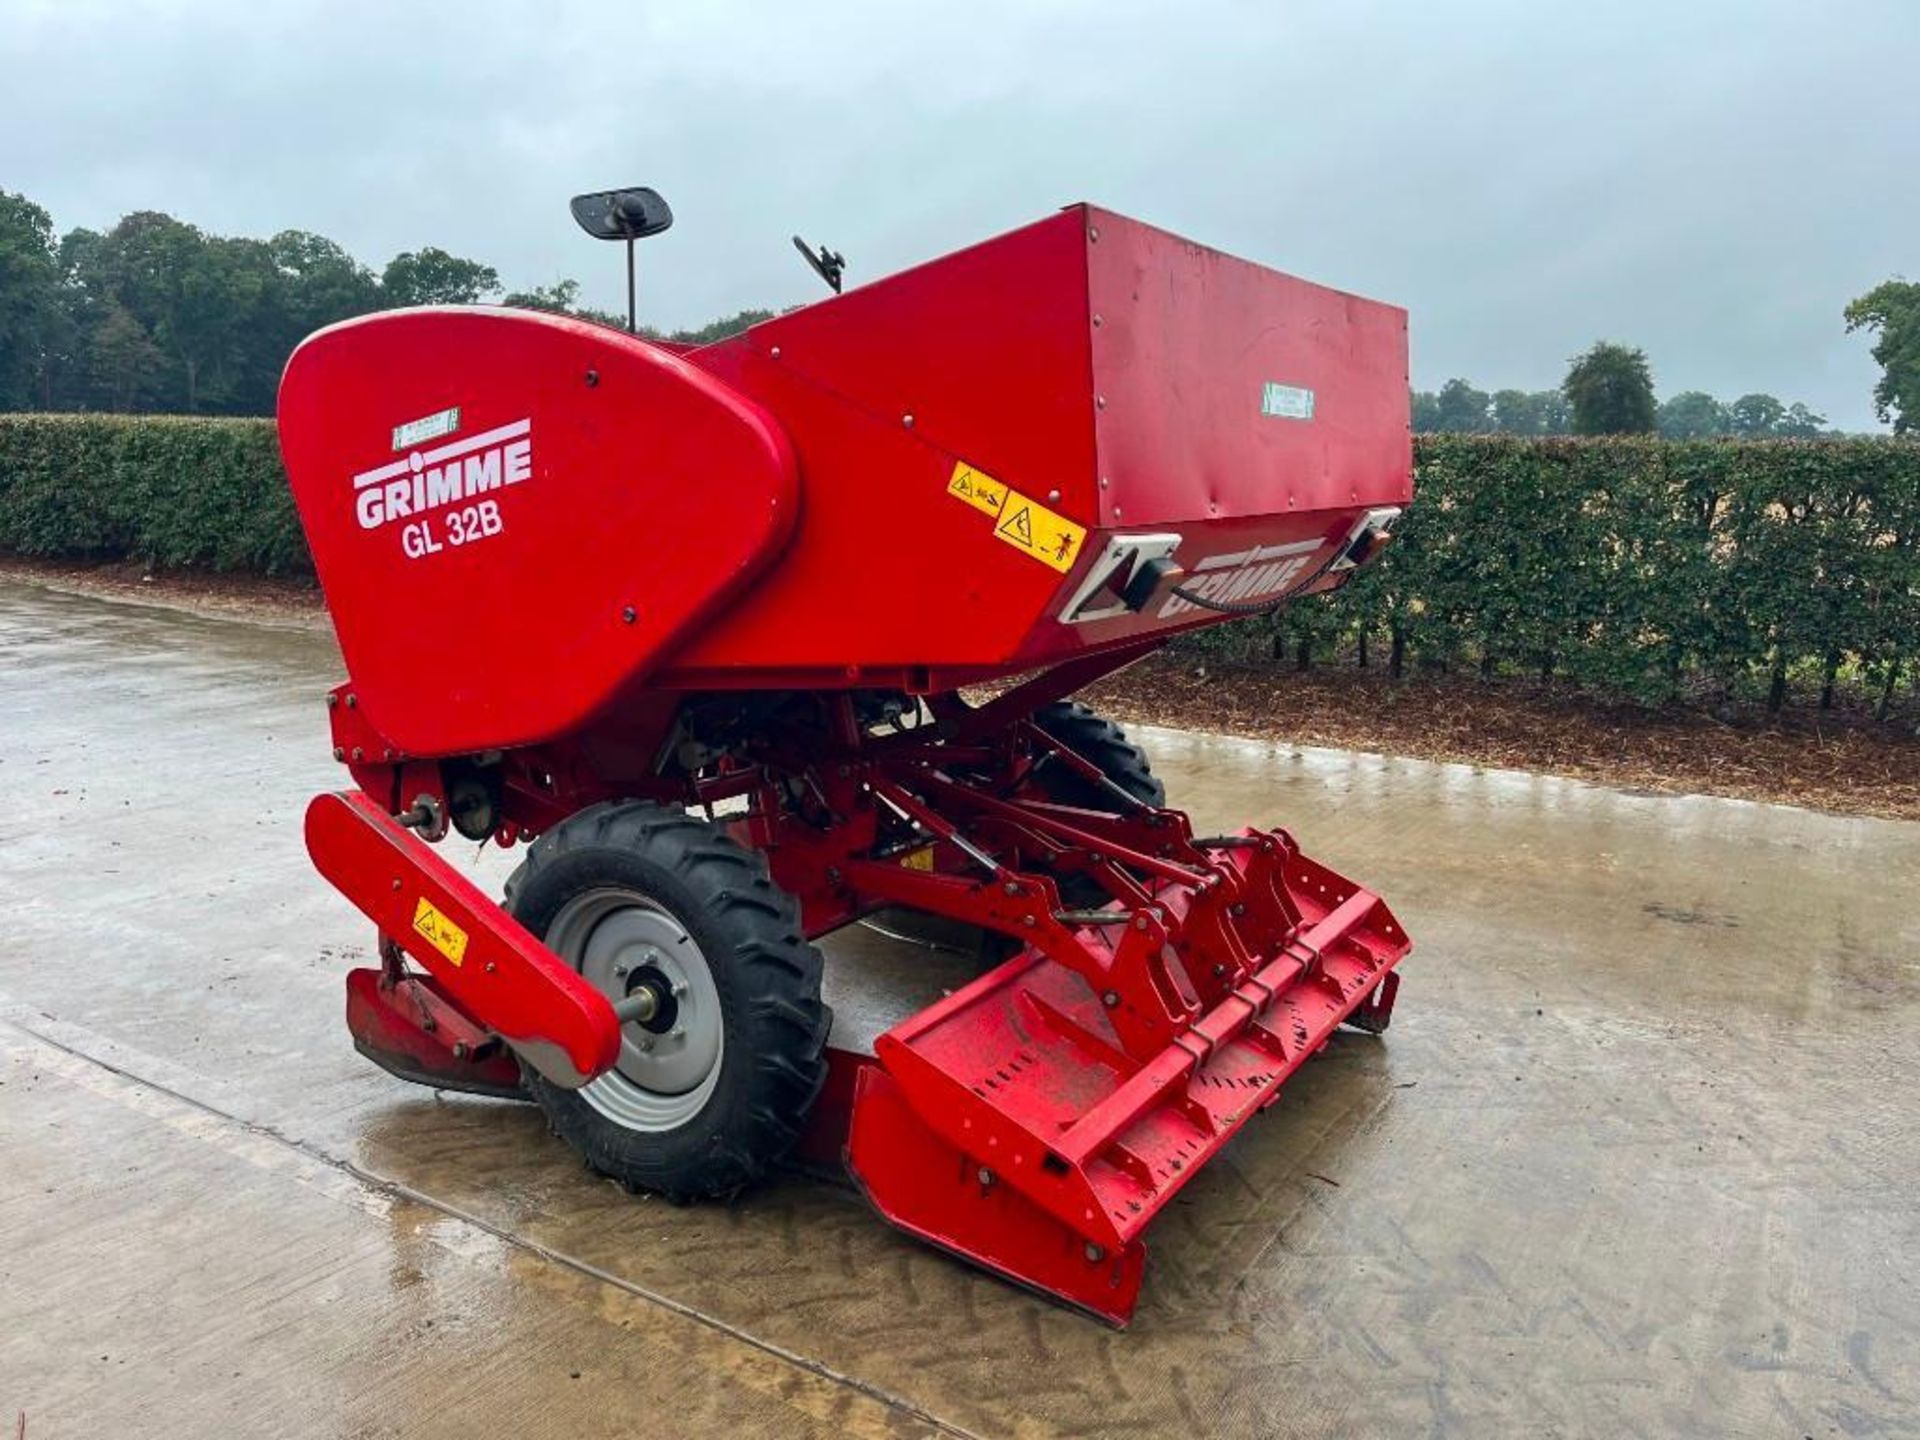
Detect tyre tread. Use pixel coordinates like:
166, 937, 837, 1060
505, 800, 829, 1202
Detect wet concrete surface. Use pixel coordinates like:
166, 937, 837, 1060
1, 578, 1916, 1438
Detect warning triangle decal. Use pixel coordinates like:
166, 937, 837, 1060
997, 504, 1034, 548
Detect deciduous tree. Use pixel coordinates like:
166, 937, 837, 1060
1658, 390, 1728, 439
1563, 341, 1656, 435
1492, 388, 1571, 436
381, 247, 501, 306
0, 191, 63, 408
1432, 377, 1494, 433
1728, 393, 1786, 437
1845, 279, 1920, 435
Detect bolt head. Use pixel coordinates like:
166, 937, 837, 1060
1102, 990, 1120, 1007
1085, 1241, 1106, 1262
902, 413, 915, 428
977, 1166, 995, 1186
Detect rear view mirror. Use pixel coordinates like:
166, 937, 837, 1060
569, 186, 674, 332
569, 187, 674, 241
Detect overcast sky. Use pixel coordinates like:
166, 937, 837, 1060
4, 0, 1914, 429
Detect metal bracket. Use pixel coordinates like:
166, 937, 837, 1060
1058, 533, 1182, 624
1325, 506, 1402, 573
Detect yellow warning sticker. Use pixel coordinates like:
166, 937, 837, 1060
992, 488, 1086, 573
947, 461, 1009, 518
945, 460, 1087, 574
899, 845, 936, 872
411, 896, 469, 967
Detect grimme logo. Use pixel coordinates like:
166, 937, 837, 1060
1157, 538, 1321, 618
352, 418, 533, 531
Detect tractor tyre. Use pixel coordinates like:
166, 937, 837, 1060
1031, 700, 1167, 811
1022, 701, 1166, 910
504, 801, 830, 1202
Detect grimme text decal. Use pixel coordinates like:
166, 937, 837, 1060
352, 418, 532, 559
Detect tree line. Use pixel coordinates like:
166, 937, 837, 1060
3, 185, 1916, 440
1414, 344, 1832, 439
1417, 287, 1920, 440
0, 188, 766, 417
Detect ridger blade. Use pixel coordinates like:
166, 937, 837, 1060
845, 832, 1409, 1326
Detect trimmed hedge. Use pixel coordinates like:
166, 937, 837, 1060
0, 414, 304, 574
1256, 435, 1920, 712
3, 417, 1917, 714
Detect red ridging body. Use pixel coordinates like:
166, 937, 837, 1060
278, 203, 1415, 1324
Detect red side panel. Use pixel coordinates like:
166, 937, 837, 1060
1086, 206, 1412, 526
278, 308, 798, 755
664, 350, 1080, 677
666, 211, 1097, 679
665, 204, 1411, 682
712, 210, 1097, 519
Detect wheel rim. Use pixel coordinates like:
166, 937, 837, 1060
544, 887, 724, 1132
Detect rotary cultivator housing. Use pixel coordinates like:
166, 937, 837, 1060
278, 204, 1414, 1324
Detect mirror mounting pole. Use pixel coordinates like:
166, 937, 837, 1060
626, 238, 637, 333
569, 187, 673, 334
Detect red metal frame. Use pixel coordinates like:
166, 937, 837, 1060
307, 791, 620, 1087
281, 203, 1417, 1325
304, 667, 1410, 1323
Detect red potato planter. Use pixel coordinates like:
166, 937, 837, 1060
279, 204, 1414, 1324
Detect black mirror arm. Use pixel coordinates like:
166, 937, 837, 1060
792, 235, 845, 294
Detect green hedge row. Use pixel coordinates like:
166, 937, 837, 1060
1248, 435, 1920, 712
0, 414, 305, 574
3, 417, 1917, 713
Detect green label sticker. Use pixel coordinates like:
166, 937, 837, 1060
392, 406, 462, 452
1261, 382, 1315, 421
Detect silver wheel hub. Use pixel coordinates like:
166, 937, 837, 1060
545, 888, 724, 1132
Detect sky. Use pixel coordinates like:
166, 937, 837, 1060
3, 0, 1915, 430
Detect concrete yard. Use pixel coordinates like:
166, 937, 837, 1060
2, 578, 1916, 1438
